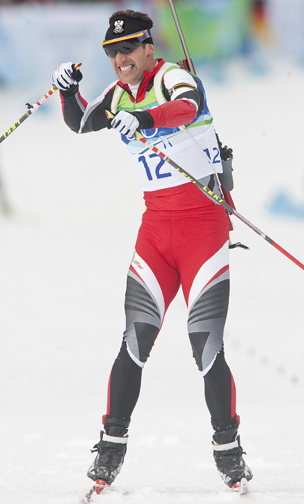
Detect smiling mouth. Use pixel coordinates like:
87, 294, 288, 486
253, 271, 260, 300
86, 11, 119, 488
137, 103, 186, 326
119, 64, 134, 72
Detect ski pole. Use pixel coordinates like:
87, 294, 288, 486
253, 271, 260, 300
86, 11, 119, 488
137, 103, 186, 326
136, 130, 304, 270
167, 0, 237, 235
0, 63, 82, 144
167, 0, 223, 184
105, 111, 304, 270
167, 0, 195, 74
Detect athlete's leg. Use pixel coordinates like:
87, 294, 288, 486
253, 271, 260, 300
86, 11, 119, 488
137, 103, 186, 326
187, 259, 235, 421
175, 197, 252, 486
106, 213, 180, 420
175, 199, 236, 422
87, 214, 180, 485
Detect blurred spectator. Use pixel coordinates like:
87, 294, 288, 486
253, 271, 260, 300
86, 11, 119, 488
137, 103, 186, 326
0, 1, 50, 4
252, 0, 267, 32
250, 0, 272, 44
0, 1, 51, 3
0, 0, 115, 3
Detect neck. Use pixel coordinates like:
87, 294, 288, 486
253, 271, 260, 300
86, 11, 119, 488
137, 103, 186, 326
133, 58, 158, 85
146, 57, 157, 74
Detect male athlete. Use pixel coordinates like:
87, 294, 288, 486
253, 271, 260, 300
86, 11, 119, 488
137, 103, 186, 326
53, 9, 252, 493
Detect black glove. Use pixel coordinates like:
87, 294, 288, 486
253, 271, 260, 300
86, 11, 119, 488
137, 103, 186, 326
216, 133, 233, 160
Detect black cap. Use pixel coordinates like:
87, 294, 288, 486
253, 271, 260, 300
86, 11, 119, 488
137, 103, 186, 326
105, 12, 153, 43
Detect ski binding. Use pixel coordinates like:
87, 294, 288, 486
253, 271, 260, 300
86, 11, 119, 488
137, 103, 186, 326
82, 479, 108, 503
232, 477, 250, 494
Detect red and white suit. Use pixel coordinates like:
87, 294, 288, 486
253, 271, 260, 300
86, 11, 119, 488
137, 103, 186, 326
59, 59, 237, 426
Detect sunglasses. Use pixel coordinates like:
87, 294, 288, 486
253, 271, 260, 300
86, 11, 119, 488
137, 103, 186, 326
102, 29, 151, 58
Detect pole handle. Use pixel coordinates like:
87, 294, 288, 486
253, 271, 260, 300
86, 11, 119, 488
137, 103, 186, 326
0, 62, 82, 144
51, 62, 83, 91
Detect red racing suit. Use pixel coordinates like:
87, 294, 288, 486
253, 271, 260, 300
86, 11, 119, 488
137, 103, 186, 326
59, 58, 237, 426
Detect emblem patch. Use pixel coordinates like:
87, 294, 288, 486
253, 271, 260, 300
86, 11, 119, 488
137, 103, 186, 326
113, 20, 124, 34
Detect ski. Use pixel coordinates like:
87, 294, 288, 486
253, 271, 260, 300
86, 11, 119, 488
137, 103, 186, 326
80, 478, 250, 502
81, 480, 108, 503
232, 477, 250, 495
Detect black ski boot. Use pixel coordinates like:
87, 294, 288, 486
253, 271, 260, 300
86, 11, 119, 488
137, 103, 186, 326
87, 416, 130, 485
212, 416, 253, 489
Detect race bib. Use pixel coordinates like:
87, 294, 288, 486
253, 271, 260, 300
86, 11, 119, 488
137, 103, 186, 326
132, 125, 222, 192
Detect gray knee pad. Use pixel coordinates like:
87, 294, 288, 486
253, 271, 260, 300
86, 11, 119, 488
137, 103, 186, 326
188, 272, 229, 374
123, 271, 162, 366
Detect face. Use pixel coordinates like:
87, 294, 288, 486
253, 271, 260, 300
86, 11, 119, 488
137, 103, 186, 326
110, 44, 155, 85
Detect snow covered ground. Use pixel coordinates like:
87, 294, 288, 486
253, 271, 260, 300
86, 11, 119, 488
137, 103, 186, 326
0, 57, 304, 503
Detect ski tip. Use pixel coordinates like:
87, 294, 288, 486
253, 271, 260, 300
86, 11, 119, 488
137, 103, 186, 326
232, 477, 250, 495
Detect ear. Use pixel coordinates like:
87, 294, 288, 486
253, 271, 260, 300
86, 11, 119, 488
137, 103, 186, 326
145, 44, 155, 56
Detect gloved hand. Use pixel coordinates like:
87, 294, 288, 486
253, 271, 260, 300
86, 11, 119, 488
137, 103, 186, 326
110, 109, 154, 137
220, 144, 233, 161
216, 134, 233, 160
52, 62, 83, 91
110, 111, 140, 137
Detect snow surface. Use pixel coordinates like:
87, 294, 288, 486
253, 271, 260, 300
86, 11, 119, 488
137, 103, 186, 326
0, 58, 304, 503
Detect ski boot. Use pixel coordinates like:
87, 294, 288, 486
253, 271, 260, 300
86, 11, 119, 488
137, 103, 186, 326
212, 415, 253, 491
87, 415, 130, 486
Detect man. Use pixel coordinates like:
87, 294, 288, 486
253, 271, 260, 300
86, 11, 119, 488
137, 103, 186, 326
53, 9, 252, 493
